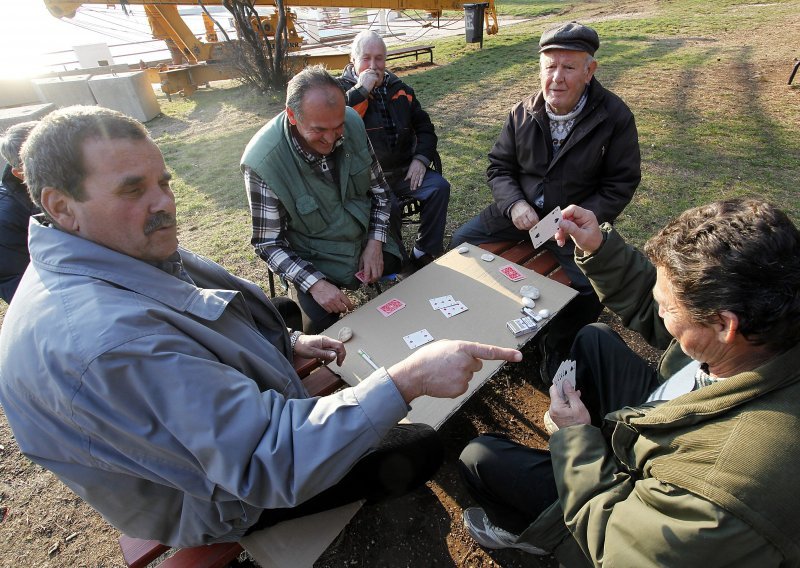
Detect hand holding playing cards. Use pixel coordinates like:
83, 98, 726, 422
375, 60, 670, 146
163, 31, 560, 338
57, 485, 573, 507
387, 340, 522, 403
510, 200, 539, 231
358, 239, 384, 283
555, 204, 604, 254
309, 280, 355, 314
294, 334, 346, 366
547, 381, 591, 429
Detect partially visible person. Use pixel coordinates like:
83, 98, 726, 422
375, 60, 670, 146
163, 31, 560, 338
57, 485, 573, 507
338, 30, 450, 269
243, 65, 404, 333
0, 121, 39, 303
0, 105, 524, 549
451, 22, 641, 379
459, 200, 800, 566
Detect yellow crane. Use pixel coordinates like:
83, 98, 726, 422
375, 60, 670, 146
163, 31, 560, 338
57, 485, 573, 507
44, 0, 498, 95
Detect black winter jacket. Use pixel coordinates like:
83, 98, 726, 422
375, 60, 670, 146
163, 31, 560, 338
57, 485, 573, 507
480, 78, 640, 232
338, 65, 438, 179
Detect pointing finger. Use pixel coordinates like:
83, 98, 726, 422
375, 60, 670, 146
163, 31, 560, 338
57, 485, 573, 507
460, 342, 522, 363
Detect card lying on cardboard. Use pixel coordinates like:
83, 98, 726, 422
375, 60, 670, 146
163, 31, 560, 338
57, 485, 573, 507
377, 298, 406, 317
440, 301, 468, 318
403, 329, 434, 349
499, 264, 526, 282
529, 206, 562, 249
429, 295, 457, 310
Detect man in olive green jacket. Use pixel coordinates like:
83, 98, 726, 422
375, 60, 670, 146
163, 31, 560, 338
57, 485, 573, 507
460, 199, 800, 566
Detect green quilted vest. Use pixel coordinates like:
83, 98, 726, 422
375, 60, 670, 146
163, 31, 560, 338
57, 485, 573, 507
241, 107, 400, 287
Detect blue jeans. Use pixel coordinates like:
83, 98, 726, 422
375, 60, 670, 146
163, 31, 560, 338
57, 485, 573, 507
388, 169, 450, 256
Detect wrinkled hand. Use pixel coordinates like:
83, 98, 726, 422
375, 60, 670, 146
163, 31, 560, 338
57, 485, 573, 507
548, 381, 591, 429
359, 239, 384, 283
510, 201, 539, 231
555, 204, 604, 253
388, 340, 522, 403
356, 68, 382, 92
309, 280, 355, 314
294, 334, 346, 366
404, 159, 427, 191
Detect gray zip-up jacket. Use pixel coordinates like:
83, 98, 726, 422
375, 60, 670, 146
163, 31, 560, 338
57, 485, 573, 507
0, 219, 407, 547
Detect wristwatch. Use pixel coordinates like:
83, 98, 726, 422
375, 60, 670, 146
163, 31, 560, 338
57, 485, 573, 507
289, 330, 303, 352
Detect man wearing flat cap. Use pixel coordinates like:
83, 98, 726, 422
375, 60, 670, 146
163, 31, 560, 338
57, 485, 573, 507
452, 22, 641, 380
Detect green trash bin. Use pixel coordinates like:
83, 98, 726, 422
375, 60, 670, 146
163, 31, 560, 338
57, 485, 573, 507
463, 3, 489, 47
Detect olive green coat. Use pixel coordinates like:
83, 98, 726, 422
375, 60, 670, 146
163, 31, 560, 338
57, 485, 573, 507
520, 225, 800, 567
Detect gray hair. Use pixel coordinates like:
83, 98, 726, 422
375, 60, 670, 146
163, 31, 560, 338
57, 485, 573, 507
22, 105, 149, 208
1, 121, 39, 169
285, 65, 343, 119
350, 30, 386, 62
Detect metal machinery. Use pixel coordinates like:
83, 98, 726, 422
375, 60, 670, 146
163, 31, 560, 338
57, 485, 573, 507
44, 0, 498, 96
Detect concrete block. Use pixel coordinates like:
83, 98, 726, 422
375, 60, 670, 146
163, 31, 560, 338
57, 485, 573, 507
0, 103, 55, 132
0, 80, 43, 108
32, 75, 96, 108
88, 71, 160, 123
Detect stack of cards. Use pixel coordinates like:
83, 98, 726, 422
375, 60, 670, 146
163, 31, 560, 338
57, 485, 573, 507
529, 206, 562, 249
428, 295, 469, 318
506, 316, 537, 337
553, 359, 576, 398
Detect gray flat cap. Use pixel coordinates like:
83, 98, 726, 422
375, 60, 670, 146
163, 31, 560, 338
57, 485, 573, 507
539, 22, 600, 56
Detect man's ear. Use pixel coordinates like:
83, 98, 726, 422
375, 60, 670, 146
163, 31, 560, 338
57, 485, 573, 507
286, 106, 297, 126
40, 187, 79, 231
585, 59, 598, 84
716, 310, 740, 344
10, 165, 24, 181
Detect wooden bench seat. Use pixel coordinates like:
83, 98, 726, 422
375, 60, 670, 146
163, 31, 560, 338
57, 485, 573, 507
478, 241, 573, 288
385, 44, 435, 65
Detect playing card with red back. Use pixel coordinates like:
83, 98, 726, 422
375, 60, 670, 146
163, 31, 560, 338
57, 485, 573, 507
377, 298, 406, 317
499, 264, 526, 282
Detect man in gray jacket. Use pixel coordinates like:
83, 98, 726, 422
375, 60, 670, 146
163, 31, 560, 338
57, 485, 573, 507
451, 22, 641, 380
0, 105, 522, 548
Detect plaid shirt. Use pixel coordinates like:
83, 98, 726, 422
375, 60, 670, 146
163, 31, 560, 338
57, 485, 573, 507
245, 126, 393, 293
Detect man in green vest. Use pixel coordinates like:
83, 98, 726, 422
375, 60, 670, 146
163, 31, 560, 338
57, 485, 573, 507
459, 199, 800, 565
242, 65, 403, 333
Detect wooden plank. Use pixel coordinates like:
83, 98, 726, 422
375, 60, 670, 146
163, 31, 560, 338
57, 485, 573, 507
522, 251, 561, 277
119, 535, 169, 568
302, 366, 346, 397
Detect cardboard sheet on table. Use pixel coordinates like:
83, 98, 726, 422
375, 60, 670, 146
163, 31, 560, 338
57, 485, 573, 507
324, 243, 577, 429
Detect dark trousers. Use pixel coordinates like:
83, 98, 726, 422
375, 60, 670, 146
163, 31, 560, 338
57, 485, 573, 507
387, 169, 451, 257
292, 251, 403, 334
459, 323, 659, 534
450, 214, 603, 358
247, 423, 443, 532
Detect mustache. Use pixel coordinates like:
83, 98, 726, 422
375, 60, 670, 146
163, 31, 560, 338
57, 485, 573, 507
144, 211, 176, 235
